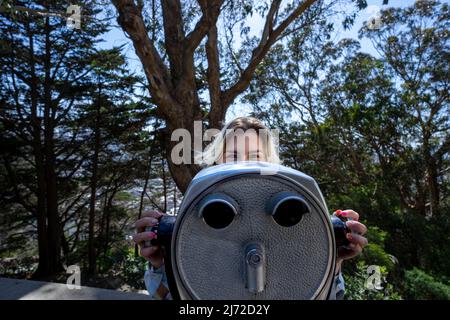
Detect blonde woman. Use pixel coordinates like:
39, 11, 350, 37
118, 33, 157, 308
133, 117, 368, 300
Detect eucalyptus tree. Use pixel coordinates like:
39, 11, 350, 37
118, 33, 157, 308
111, 0, 368, 192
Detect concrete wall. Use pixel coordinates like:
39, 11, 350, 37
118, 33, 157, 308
0, 277, 151, 300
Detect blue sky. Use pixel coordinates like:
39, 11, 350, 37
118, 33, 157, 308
97, 0, 443, 121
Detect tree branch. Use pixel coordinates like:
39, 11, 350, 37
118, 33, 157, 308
205, 25, 223, 127
161, 0, 185, 82
221, 0, 317, 108
184, 0, 224, 56
112, 0, 180, 119
261, 0, 282, 47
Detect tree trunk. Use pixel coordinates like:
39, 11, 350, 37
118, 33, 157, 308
32, 119, 50, 278
102, 187, 116, 267
161, 158, 168, 212
135, 155, 152, 257
25, 17, 49, 279
164, 117, 202, 194
88, 100, 101, 275
173, 182, 177, 215
423, 132, 440, 216
43, 16, 63, 275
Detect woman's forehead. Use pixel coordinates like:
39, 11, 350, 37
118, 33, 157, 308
224, 130, 267, 151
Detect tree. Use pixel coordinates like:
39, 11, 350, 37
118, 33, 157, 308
243, 0, 450, 280
360, 0, 449, 216
78, 48, 145, 274
0, 1, 112, 276
0, 1, 149, 277
111, 0, 368, 192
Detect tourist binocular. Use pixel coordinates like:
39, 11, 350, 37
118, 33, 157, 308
146, 161, 351, 299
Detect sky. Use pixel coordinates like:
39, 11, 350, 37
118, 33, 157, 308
97, 0, 443, 122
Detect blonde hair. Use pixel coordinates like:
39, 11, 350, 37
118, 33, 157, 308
195, 117, 280, 167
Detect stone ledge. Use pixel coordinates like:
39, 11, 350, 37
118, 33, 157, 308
0, 277, 151, 300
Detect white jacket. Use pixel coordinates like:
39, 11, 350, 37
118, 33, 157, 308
144, 264, 345, 300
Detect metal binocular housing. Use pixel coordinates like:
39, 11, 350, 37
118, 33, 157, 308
153, 161, 338, 300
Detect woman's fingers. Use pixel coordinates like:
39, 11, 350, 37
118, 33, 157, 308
132, 211, 165, 264
347, 233, 368, 248
135, 217, 159, 232
346, 220, 367, 235
133, 231, 157, 245
335, 209, 367, 261
135, 211, 164, 232
341, 209, 359, 221
349, 243, 363, 255
142, 210, 164, 219
338, 242, 363, 260
140, 245, 160, 259
338, 245, 358, 259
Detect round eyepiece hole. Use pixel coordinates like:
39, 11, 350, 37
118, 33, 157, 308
201, 200, 236, 229
272, 198, 309, 227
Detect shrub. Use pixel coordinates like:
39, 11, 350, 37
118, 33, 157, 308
343, 261, 402, 300
403, 268, 450, 300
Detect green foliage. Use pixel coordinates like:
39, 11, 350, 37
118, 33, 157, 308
247, 0, 449, 300
360, 227, 395, 272
97, 245, 148, 290
339, 225, 402, 300
343, 261, 402, 300
403, 268, 450, 300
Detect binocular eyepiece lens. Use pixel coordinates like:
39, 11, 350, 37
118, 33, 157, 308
270, 193, 310, 227
199, 194, 238, 229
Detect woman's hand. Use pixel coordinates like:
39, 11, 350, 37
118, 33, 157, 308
334, 209, 368, 270
133, 210, 165, 269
